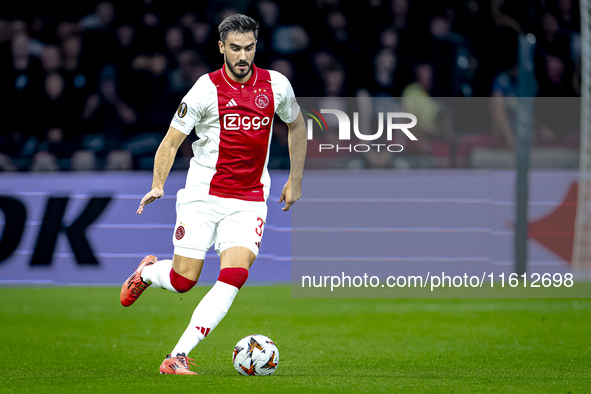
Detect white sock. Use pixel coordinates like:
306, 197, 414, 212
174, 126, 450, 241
171, 281, 239, 356
141, 259, 179, 293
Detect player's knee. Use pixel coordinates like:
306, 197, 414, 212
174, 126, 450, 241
170, 268, 197, 293
218, 267, 249, 289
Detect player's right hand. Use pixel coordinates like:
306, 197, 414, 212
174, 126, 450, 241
137, 188, 164, 215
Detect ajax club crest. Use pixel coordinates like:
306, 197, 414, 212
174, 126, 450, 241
254, 94, 269, 109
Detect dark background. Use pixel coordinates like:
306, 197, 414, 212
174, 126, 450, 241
0, 0, 581, 170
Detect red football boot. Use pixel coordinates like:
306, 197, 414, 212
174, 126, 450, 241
159, 353, 198, 375
120, 255, 157, 307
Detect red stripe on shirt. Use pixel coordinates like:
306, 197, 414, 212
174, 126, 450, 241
208, 65, 274, 202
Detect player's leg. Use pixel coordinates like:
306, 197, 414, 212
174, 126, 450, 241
120, 192, 216, 306
166, 201, 265, 362
143, 254, 204, 291
168, 247, 253, 357
159, 247, 253, 375
120, 255, 204, 306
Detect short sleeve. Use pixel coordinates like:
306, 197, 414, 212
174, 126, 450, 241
170, 76, 207, 134
273, 72, 300, 124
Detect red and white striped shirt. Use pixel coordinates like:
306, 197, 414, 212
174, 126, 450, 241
170, 64, 299, 202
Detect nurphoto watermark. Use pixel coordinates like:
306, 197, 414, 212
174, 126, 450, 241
304, 107, 417, 153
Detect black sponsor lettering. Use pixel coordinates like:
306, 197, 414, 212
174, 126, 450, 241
0, 197, 27, 263
31, 197, 111, 266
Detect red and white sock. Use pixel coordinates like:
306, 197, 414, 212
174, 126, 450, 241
171, 267, 248, 356
141, 260, 197, 294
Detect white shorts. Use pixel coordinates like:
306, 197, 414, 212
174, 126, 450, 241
172, 188, 267, 260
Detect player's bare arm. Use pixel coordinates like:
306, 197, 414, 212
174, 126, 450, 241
137, 126, 187, 215
280, 111, 307, 211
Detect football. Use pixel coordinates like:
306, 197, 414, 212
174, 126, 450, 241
232, 334, 279, 376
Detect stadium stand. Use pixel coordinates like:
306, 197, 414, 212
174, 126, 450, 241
0, 0, 581, 171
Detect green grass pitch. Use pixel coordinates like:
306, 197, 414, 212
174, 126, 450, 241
1, 286, 590, 393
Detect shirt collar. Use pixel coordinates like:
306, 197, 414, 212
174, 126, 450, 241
221, 63, 258, 90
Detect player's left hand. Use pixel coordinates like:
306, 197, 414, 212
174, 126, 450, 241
279, 178, 301, 211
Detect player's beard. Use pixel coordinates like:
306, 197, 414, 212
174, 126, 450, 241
225, 56, 252, 80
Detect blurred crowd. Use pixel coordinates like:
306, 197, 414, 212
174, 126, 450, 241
0, 0, 582, 171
